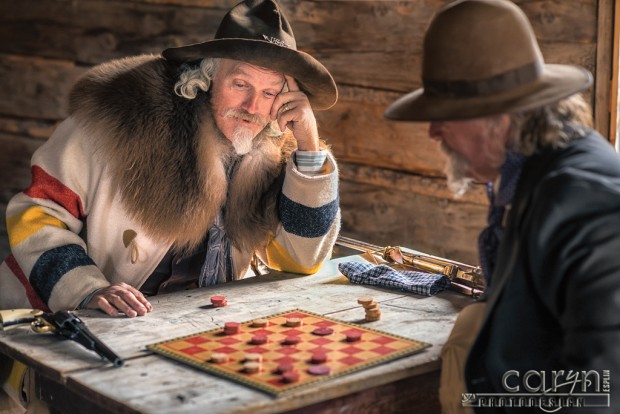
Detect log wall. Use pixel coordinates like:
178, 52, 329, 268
0, 0, 614, 265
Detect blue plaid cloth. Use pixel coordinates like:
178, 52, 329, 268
478, 150, 526, 286
338, 262, 451, 296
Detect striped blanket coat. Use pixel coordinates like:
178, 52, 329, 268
0, 55, 340, 312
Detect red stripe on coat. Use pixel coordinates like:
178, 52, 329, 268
5, 254, 50, 312
24, 165, 86, 219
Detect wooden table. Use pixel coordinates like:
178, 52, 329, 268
0, 254, 473, 414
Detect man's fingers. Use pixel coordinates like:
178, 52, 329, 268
89, 283, 152, 317
279, 117, 288, 133
96, 297, 120, 317
102, 294, 137, 317
119, 290, 150, 316
285, 75, 299, 92
120, 283, 153, 312
141, 296, 153, 312
277, 101, 298, 132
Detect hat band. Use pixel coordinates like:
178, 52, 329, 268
261, 34, 291, 49
424, 61, 543, 98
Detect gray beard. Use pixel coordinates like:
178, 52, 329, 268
230, 121, 284, 155
441, 142, 474, 197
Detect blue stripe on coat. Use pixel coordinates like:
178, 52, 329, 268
279, 194, 339, 238
31, 244, 96, 304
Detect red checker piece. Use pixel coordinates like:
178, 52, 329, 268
210, 295, 227, 307
312, 327, 334, 336
346, 331, 363, 342
282, 370, 300, 383
275, 363, 295, 374
223, 321, 240, 335
310, 351, 328, 364
250, 334, 268, 345
282, 336, 301, 345
307, 365, 331, 376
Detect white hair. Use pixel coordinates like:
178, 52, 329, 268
174, 58, 220, 99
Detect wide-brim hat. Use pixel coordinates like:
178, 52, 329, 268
385, 0, 592, 122
162, 0, 337, 110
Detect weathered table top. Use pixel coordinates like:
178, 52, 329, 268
0, 254, 473, 413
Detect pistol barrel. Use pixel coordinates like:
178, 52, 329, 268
45, 311, 125, 367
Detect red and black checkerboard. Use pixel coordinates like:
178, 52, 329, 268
147, 309, 430, 396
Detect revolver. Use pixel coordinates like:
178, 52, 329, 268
0, 309, 124, 367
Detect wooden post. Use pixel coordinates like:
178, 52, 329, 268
595, 0, 615, 141
611, 0, 620, 149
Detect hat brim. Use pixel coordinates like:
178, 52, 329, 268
163, 39, 338, 110
384, 64, 592, 122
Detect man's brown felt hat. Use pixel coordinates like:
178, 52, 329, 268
385, 0, 592, 122
162, 0, 337, 110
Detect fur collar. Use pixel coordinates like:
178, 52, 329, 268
68, 55, 296, 253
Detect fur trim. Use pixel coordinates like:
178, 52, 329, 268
69, 55, 295, 253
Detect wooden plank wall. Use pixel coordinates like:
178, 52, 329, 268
0, 0, 611, 266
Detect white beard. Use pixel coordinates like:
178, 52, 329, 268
231, 126, 255, 155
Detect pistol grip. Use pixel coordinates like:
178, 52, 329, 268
0, 309, 44, 331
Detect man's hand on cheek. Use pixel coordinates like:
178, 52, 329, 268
270, 75, 320, 151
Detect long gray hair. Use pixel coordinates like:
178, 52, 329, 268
509, 94, 593, 156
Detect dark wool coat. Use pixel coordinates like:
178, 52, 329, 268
465, 128, 620, 413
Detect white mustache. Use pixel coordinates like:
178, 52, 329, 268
224, 109, 266, 126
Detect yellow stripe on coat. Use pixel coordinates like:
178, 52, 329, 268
264, 239, 321, 275
0, 356, 27, 406
7, 206, 67, 248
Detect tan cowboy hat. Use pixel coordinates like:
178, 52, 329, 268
385, 0, 592, 121
162, 0, 337, 110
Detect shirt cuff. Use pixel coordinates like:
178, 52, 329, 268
294, 150, 329, 176
78, 288, 103, 309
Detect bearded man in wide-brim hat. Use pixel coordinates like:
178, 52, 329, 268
386, 0, 620, 412
0, 0, 340, 319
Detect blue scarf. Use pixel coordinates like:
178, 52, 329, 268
199, 156, 241, 287
477, 150, 526, 286
199, 213, 233, 287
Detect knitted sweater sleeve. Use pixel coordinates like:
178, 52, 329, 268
0, 118, 110, 311
257, 152, 340, 274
